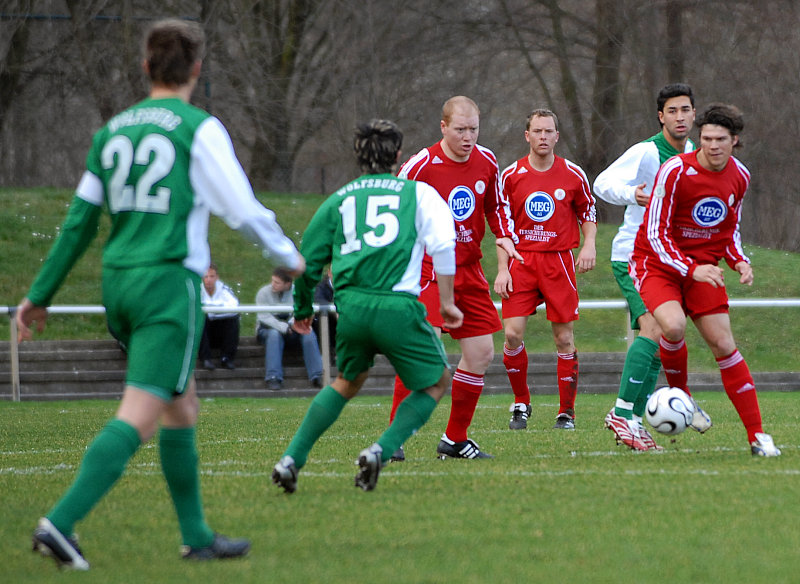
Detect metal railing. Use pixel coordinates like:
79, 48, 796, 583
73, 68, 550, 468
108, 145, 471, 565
4, 298, 800, 402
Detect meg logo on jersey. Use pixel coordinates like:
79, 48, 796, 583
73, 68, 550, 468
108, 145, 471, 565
691, 197, 727, 227
448, 186, 476, 221
525, 191, 555, 222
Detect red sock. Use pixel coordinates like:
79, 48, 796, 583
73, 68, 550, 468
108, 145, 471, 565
503, 343, 530, 404
444, 369, 484, 443
717, 350, 763, 442
659, 336, 688, 392
389, 375, 411, 423
556, 351, 578, 416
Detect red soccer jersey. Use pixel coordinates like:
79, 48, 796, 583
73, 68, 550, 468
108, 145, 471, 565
632, 150, 751, 278
500, 155, 596, 252
398, 141, 515, 275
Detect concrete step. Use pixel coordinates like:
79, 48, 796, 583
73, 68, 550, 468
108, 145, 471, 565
1, 339, 798, 401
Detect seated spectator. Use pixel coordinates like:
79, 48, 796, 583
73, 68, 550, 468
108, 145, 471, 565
199, 263, 240, 370
313, 267, 337, 356
256, 267, 323, 390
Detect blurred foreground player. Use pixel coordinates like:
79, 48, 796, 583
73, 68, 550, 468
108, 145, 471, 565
17, 19, 304, 570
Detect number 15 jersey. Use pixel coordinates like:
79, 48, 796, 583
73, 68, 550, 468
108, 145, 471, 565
292, 174, 456, 320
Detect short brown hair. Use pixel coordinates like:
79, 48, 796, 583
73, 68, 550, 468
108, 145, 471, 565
143, 19, 205, 86
526, 108, 559, 131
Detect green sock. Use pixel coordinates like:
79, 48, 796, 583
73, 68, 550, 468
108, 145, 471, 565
159, 427, 214, 548
47, 418, 140, 536
616, 336, 659, 419
377, 391, 437, 463
634, 350, 663, 418
284, 385, 348, 469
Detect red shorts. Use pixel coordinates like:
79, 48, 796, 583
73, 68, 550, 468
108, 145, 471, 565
630, 258, 729, 319
501, 250, 578, 323
418, 261, 501, 339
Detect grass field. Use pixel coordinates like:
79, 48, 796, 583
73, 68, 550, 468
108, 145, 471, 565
2, 392, 799, 583
4, 188, 800, 372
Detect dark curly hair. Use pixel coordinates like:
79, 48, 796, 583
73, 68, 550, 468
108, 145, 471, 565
353, 119, 403, 174
696, 103, 744, 138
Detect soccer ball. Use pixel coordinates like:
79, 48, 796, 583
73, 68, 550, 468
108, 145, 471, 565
645, 387, 694, 435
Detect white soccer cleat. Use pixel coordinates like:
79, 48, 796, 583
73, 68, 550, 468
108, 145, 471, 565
751, 433, 781, 457
688, 396, 713, 433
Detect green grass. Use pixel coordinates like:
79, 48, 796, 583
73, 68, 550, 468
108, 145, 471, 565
3, 188, 800, 371
2, 393, 798, 583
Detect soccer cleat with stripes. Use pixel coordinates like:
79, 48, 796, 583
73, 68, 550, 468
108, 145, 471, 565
604, 409, 647, 451
751, 433, 781, 457
636, 420, 663, 451
181, 533, 251, 560
354, 443, 383, 491
508, 403, 532, 430
687, 396, 713, 433
32, 517, 90, 571
389, 446, 405, 463
436, 435, 493, 459
271, 455, 299, 494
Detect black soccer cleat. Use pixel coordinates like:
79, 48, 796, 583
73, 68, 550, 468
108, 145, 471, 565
436, 436, 493, 459
509, 403, 532, 430
553, 413, 575, 430
389, 446, 405, 462
181, 533, 251, 560
354, 444, 383, 491
272, 455, 299, 494
32, 517, 90, 571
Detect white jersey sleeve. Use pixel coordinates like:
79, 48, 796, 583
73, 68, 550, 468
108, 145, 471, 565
415, 181, 456, 276
189, 117, 300, 271
593, 141, 660, 206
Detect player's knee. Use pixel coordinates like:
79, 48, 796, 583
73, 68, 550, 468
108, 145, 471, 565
504, 329, 523, 349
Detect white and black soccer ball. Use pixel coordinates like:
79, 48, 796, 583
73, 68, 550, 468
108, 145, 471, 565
645, 387, 694, 435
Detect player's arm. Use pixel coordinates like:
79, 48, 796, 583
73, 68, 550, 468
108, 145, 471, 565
17, 173, 104, 340
415, 181, 460, 327
643, 159, 697, 278
293, 200, 335, 323
593, 143, 653, 207
493, 244, 513, 299
574, 171, 598, 273
190, 117, 304, 274
575, 221, 597, 273
436, 273, 463, 329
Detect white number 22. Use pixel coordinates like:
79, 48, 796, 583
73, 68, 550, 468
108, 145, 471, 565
102, 133, 175, 214
339, 195, 400, 255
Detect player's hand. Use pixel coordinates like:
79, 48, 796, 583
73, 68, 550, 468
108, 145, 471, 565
440, 303, 464, 329
692, 264, 725, 288
493, 270, 513, 299
496, 237, 523, 262
634, 183, 650, 207
15, 298, 48, 342
291, 316, 313, 334
575, 247, 596, 274
735, 261, 754, 286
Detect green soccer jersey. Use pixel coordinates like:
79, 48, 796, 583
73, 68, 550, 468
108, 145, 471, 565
293, 173, 456, 320
27, 97, 299, 306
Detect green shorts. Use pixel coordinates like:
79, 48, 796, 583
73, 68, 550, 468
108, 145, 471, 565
611, 260, 648, 330
102, 264, 204, 400
334, 289, 449, 391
